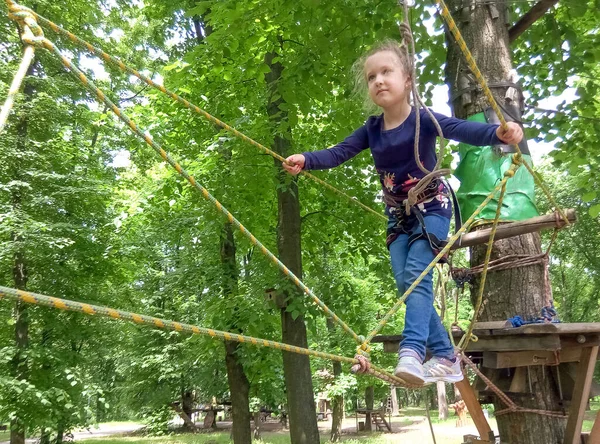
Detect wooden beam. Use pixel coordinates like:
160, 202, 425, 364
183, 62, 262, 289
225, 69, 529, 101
456, 378, 495, 442
451, 209, 575, 250
564, 346, 599, 444
381, 334, 562, 353
589, 410, 600, 444
463, 334, 561, 353
509, 0, 560, 44
483, 348, 583, 369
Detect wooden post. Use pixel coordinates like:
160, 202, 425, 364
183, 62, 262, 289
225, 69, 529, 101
564, 346, 599, 444
589, 410, 600, 444
455, 379, 495, 442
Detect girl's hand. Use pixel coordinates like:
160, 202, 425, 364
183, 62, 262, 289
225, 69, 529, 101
496, 122, 524, 145
282, 154, 305, 176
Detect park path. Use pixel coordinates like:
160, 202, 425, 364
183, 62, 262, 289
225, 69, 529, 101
0, 415, 492, 444
0, 422, 144, 444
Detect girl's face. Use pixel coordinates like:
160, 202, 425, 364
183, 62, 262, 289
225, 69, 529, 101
364, 50, 411, 110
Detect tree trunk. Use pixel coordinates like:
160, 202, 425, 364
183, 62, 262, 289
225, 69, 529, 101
253, 412, 262, 439
55, 426, 64, 444
181, 389, 195, 430
225, 341, 251, 443
444, 1, 566, 442
221, 216, 251, 443
390, 386, 399, 416
364, 386, 374, 432
437, 381, 449, 420
9, 57, 35, 444
265, 47, 319, 444
328, 319, 343, 442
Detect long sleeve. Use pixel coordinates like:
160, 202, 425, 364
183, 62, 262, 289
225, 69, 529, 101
425, 110, 502, 146
303, 125, 369, 170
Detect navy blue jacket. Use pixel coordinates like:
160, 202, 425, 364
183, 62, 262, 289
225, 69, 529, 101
303, 108, 501, 218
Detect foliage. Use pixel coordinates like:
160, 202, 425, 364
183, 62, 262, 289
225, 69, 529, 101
514, 0, 600, 216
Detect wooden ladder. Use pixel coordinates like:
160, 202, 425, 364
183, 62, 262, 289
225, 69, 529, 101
371, 410, 392, 432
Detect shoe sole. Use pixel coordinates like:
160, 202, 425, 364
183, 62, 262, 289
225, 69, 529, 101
423, 374, 464, 384
394, 369, 426, 385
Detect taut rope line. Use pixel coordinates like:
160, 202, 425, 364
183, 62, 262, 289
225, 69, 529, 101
12, 3, 386, 222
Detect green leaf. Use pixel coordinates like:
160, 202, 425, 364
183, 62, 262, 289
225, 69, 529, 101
590, 204, 600, 218
582, 191, 597, 202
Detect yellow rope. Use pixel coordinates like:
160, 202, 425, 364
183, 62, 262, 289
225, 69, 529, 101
458, 157, 517, 350
0, 285, 415, 387
0, 45, 35, 135
0, 1, 42, 134
0, 4, 366, 349
39, 37, 363, 346
14, 4, 385, 222
433, 0, 569, 227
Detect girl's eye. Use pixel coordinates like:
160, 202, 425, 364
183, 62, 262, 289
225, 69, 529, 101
368, 75, 375, 82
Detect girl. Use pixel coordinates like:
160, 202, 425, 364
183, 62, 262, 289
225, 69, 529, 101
282, 40, 523, 384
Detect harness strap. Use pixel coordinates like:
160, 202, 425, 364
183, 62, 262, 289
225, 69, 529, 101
410, 208, 449, 263
385, 179, 462, 263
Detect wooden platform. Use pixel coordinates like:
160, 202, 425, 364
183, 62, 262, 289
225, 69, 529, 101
374, 322, 600, 444
375, 322, 600, 356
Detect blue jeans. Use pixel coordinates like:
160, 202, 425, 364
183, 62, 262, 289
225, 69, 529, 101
388, 213, 454, 362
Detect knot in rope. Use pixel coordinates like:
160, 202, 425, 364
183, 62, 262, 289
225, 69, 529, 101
356, 343, 371, 354
450, 267, 473, 288
398, 22, 413, 47
512, 152, 523, 165
503, 168, 515, 178
7, 4, 45, 46
350, 354, 371, 374
403, 169, 452, 215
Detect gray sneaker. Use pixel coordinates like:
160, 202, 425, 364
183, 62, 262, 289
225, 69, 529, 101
423, 356, 464, 383
394, 356, 426, 385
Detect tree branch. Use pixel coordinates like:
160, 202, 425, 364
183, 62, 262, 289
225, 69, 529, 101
509, 0, 559, 44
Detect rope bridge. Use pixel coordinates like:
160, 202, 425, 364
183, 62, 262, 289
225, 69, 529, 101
0, 0, 572, 400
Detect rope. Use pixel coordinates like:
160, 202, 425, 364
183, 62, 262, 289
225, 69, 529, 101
0, 1, 42, 134
12, 3, 386, 222
460, 352, 567, 418
360, 163, 519, 349
459, 161, 513, 350
0, 46, 35, 134
1, 2, 437, 388
0, 286, 420, 388
424, 390, 438, 444
0, 286, 355, 363
22, 33, 362, 347
398, 1, 451, 217
433, 0, 569, 227
399, 3, 446, 175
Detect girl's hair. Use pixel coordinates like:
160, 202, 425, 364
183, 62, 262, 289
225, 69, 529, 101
352, 39, 413, 113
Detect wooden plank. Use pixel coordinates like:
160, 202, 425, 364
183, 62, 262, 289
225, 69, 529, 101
472, 321, 512, 330
451, 209, 576, 250
589, 410, 600, 444
455, 378, 495, 442
555, 324, 600, 334
463, 334, 561, 352
564, 346, 599, 444
484, 348, 583, 368
472, 323, 600, 337
561, 335, 600, 349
